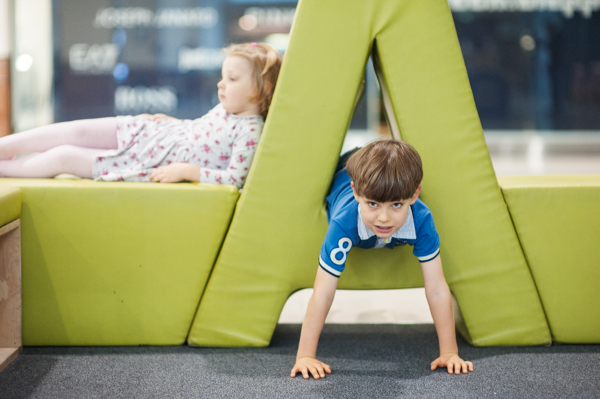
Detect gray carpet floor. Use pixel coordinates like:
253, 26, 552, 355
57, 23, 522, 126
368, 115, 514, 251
1, 324, 599, 398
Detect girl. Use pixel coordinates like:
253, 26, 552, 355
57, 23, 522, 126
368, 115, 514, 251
0, 43, 282, 188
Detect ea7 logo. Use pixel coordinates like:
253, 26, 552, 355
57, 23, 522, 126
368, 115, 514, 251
69, 44, 119, 74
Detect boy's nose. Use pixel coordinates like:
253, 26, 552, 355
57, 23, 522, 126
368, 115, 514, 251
217, 80, 224, 89
378, 211, 391, 223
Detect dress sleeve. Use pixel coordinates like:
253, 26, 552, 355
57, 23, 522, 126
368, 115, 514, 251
200, 121, 262, 189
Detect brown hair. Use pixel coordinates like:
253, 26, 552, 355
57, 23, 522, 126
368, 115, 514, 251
346, 139, 423, 202
224, 43, 283, 118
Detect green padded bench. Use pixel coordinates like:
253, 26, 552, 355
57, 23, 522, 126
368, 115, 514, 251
0, 186, 22, 371
499, 175, 600, 344
3, 0, 598, 349
0, 179, 238, 346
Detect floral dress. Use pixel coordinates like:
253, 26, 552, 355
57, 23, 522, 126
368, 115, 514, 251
92, 104, 264, 189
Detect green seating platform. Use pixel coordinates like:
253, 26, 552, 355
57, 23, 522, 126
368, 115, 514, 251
0, 179, 238, 346
1, 0, 598, 348
499, 175, 600, 344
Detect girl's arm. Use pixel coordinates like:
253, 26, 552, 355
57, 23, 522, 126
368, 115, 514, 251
140, 113, 178, 121
200, 124, 261, 188
150, 163, 200, 183
421, 255, 473, 374
150, 122, 261, 184
291, 267, 338, 379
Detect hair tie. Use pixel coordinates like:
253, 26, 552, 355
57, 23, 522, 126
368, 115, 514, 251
251, 42, 257, 47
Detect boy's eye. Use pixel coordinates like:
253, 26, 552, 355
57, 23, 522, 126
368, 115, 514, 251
392, 203, 402, 209
368, 202, 378, 208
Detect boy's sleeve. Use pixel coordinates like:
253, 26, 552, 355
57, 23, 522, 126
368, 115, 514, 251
412, 210, 440, 263
319, 221, 354, 278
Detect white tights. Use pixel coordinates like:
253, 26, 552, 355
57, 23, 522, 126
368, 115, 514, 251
0, 118, 118, 178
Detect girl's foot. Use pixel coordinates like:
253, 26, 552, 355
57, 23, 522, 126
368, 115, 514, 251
0, 140, 17, 160
0, 148, 15, 161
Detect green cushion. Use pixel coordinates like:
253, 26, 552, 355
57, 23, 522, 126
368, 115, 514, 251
499, 175, 600, 343
187, 0, 550, 347
0, 185, 21, 227
0, 178, 238, 346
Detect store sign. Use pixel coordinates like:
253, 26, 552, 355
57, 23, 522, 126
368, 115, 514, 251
69, 44, 119, 73
178, 47, 225, 72
448, 0, 600, 17
114, 86, 178, 113
94, 7, 219, 29
243, 7, 295, 28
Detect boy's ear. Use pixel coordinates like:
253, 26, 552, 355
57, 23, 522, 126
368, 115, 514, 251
410, 184, 422, 204
350, 181, 359, 200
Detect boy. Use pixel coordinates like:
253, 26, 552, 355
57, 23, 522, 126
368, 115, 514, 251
290, 139, 474, 379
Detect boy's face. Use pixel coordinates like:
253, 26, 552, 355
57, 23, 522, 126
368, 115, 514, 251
217, 55, 259, 116
351, 182, 422, 239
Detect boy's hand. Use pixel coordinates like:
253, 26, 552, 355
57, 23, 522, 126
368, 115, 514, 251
291, 357, 331, 379
431, 353, 473, 374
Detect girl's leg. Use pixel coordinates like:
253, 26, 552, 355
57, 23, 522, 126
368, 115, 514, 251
0, 117, 118, 160
0, 145, 105, 178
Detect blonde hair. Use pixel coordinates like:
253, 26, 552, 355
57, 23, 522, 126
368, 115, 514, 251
224, 43, 283, 118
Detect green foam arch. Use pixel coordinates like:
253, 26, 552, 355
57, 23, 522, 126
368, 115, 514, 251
188, 0, 551, 347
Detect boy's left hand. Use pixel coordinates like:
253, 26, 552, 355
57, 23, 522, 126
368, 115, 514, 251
431, 353, 473, 374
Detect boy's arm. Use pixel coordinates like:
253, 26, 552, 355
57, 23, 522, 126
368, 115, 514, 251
291, 267, 338, 379
421, 255, 474, 374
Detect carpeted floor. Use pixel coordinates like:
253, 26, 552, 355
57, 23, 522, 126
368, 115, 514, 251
1, 324, 599, 398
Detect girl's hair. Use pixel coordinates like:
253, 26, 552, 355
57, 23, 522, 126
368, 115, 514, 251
346, 139, 423, 202
224, 43, 283, 118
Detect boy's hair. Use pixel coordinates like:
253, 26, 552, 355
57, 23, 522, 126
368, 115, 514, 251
346, 139, 423, 202
224, 43, 283, 118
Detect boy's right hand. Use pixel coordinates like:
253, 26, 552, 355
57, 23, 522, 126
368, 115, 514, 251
290, 357, 331, 379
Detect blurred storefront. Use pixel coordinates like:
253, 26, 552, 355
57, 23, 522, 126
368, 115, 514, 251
7, 0, 600, 146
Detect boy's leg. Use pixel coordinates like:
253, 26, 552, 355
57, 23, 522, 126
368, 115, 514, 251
0, 145, 105, 178
0, 118, 118, 160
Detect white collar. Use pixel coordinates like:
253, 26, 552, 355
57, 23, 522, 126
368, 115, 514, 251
357, 203, 417, 241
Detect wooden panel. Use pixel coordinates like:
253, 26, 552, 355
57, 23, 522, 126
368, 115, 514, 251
0, 347, 21, 373
0, 219, 20, 237
0, 219, 21, 373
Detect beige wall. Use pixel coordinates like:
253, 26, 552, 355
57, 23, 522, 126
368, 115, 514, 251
0, 0, 10, 59
12, 0, 53, 132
